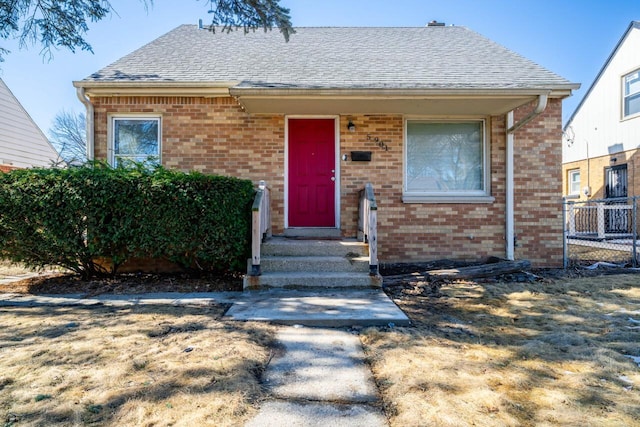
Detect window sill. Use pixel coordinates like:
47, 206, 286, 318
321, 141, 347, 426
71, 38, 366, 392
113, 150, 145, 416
403, 194, 495, 204
564, 194, 580, 200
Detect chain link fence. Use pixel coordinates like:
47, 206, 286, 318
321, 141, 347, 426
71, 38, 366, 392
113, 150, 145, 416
563, 196, 639, 268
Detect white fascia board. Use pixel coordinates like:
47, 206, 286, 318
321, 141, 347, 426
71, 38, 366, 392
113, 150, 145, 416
73, 81, 237, 97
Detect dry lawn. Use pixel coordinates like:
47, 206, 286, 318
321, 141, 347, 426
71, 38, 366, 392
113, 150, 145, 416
568, 243, 634, 265
363, 274, 640, 427
0, 260, 36, 278
0, 304, 276, 426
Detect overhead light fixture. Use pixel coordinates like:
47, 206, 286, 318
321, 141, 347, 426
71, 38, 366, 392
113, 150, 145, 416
347, 120, 356, 132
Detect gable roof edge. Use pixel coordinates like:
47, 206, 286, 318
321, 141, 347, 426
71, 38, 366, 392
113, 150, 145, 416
0, 78, 62, 166
564, 20, 640, 129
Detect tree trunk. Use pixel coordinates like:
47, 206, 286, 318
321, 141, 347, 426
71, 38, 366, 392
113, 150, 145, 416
425, 260, 531, 280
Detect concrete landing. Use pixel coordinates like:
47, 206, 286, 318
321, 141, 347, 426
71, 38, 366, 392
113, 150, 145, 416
225, 289, 410, 327
246, 327, 388, 427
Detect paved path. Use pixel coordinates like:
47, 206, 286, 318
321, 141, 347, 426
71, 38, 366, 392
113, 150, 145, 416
246, 326, 388, 427
1, 278, 405, 426
0, 272, 52, 286
0, 288, 410, 327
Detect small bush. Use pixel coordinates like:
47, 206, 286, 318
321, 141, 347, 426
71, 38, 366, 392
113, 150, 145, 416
0, 163, 253, 278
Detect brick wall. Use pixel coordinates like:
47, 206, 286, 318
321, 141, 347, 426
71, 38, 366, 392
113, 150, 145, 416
563, 148, 640, 200
93, 96, 288, 234
0, 164, 18, 173
339, 115, 507, 263
512, 98, 564, 267
92, 96, 564, 267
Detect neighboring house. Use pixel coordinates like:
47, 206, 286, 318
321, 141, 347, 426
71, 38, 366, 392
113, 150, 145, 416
0, 78, 61, 171
74, 24, 578, 267
563, 21, 640, 201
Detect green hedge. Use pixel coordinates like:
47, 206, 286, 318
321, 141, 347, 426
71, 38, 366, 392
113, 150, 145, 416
0, 163, 254, 278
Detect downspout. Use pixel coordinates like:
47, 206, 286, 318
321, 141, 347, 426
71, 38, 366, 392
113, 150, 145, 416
507, 93, 548, 134
75, 87, 94, 161
505, 94, 549, 260
506, 111, 515, 260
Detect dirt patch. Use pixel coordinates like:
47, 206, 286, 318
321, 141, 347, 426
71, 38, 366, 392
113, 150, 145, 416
381, 261, 637, 298
2, 259, 636, 297
0, 271, 243, 295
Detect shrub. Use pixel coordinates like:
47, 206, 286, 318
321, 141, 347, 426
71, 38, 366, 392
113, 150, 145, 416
0, 163, 254, 278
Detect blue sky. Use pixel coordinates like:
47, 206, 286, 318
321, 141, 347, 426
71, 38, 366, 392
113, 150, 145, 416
0, 0, 637, 135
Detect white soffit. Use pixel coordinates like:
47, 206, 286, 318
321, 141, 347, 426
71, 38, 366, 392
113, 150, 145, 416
232, 95, 543, 116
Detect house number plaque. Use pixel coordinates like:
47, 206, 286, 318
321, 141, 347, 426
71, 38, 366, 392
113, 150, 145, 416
366, 134, 389, 151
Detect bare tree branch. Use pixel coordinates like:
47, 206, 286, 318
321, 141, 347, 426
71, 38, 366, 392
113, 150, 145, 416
0, 0, 292, 63
49, 110, 87, 165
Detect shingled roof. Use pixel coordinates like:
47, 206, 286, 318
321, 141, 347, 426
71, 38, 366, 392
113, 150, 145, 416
80, 25, 575, 91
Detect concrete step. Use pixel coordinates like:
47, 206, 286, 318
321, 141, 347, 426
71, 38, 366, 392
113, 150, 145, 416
251, 256, 370, 273
244, 272, 382, 290
262, 238, 369, 257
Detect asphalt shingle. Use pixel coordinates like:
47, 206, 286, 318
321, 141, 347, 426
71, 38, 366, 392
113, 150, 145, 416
82, 25, 573, 90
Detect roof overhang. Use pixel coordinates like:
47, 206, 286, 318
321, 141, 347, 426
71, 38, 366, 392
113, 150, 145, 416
228, 87, 578, 116
73, 81, 579, 116
72, 81, 237, 97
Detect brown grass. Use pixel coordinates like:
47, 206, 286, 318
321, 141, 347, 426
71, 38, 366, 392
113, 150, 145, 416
364, 274, 640, 426
0, 304, 276, 426
4, 259, 640, 425
0, 260, 36, 278
568, 243, 634, 265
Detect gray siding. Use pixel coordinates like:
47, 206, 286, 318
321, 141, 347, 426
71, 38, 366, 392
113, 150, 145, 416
0, 78, 60, 168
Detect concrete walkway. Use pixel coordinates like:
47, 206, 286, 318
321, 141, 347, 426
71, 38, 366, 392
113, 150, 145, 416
1, 279, 408, 426
0, 272, 52, 286
0, 288, 410, 327
246, 326, 388, 427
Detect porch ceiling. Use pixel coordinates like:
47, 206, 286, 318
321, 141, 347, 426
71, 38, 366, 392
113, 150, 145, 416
229, 91, 562, 116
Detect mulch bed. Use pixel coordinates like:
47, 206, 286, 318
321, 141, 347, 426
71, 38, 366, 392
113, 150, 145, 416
1, 262, 635, 297
0, 272, 244, 296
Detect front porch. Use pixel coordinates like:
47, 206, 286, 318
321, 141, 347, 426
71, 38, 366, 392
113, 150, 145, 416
243, 182, 381, 290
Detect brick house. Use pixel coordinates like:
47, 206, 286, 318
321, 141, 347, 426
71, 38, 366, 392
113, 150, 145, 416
74, 24, 578, 269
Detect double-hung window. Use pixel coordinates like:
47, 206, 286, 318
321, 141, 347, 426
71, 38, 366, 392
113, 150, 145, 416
110, 116, 161, 166
623, 69, 640, 119
568, 169, 581, 196
404, 119, 491, 202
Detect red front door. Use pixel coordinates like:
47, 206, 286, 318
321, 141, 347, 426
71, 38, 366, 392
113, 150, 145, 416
288, 118, 336, 227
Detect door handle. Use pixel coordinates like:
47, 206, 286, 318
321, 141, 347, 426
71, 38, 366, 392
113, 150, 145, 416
330, 177, 336, 181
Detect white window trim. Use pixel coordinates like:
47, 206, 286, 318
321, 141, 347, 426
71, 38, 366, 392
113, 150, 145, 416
568, 169, 581, 196
108, 114, 162, 166
622, 68, 640, 120
402, 117, 494, 204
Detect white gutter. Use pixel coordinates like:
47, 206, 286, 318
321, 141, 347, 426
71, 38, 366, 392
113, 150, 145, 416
76, 87, 94, 161
505, 94, 549, 260
231, 87, 574, 98
507, 93, 548, 133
